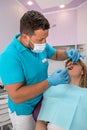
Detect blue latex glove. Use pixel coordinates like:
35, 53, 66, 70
66, 49, 84, 62
47, 68, 70, 87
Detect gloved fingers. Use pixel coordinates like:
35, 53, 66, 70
76, 51, 80, 61
52, 69, 63, 74
56, 69, 62, 73
71, 51, 84, 62
67, 52, 72, 58
64, 79, 69, 84
75, 53, 85, 62
64, 75, 70, 83
80, 54, 85, 59
60, 68, 68, 75
72, 55, 78, 62
61, 69, 70, 84
63, 72, 68, 78
72, 51, 80, 62
66, 49, 84, 62
66, 49, 74, 58
73, 51, 78, 62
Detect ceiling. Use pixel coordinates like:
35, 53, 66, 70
17, 0, 87, 13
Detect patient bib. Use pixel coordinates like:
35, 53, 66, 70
38, 84, 87, 130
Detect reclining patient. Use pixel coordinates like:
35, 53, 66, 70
35, 59, 87, 130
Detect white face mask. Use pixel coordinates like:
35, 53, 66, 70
31, 43, 46, 53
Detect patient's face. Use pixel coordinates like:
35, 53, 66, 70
66, 61, 83, 78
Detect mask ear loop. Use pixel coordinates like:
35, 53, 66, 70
28, 43, 33, 50
28, 38, 34, 50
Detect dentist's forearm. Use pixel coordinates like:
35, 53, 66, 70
5, 80, 49, 103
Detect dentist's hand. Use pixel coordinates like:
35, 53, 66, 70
66, 49, 84, 62
47, 68, 70, 87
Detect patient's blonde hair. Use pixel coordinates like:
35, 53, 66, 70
65, 59, 87, 88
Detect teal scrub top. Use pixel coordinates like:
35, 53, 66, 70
38, 84, 87, 130
0, 34, 56, 115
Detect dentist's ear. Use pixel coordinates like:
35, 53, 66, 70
19, 33, 29, 43
21, 33, 25, 37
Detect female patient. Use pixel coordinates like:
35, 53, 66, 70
35, 59, 87, 130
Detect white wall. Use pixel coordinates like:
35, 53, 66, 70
0, 0, 27, 52
77, 1, 87, 44
48, 60, 65, 75
44, 2, 87, 47
45, 9, 77, 46
0, 1, 87, 52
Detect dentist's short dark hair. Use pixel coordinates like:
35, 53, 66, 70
20, 10, 50, 35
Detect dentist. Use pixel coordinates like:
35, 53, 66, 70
0, 10, 83, 130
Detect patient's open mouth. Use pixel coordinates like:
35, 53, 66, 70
67, 66, 73, 70
68, 67, 73, 70
66, 62, 74, 70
